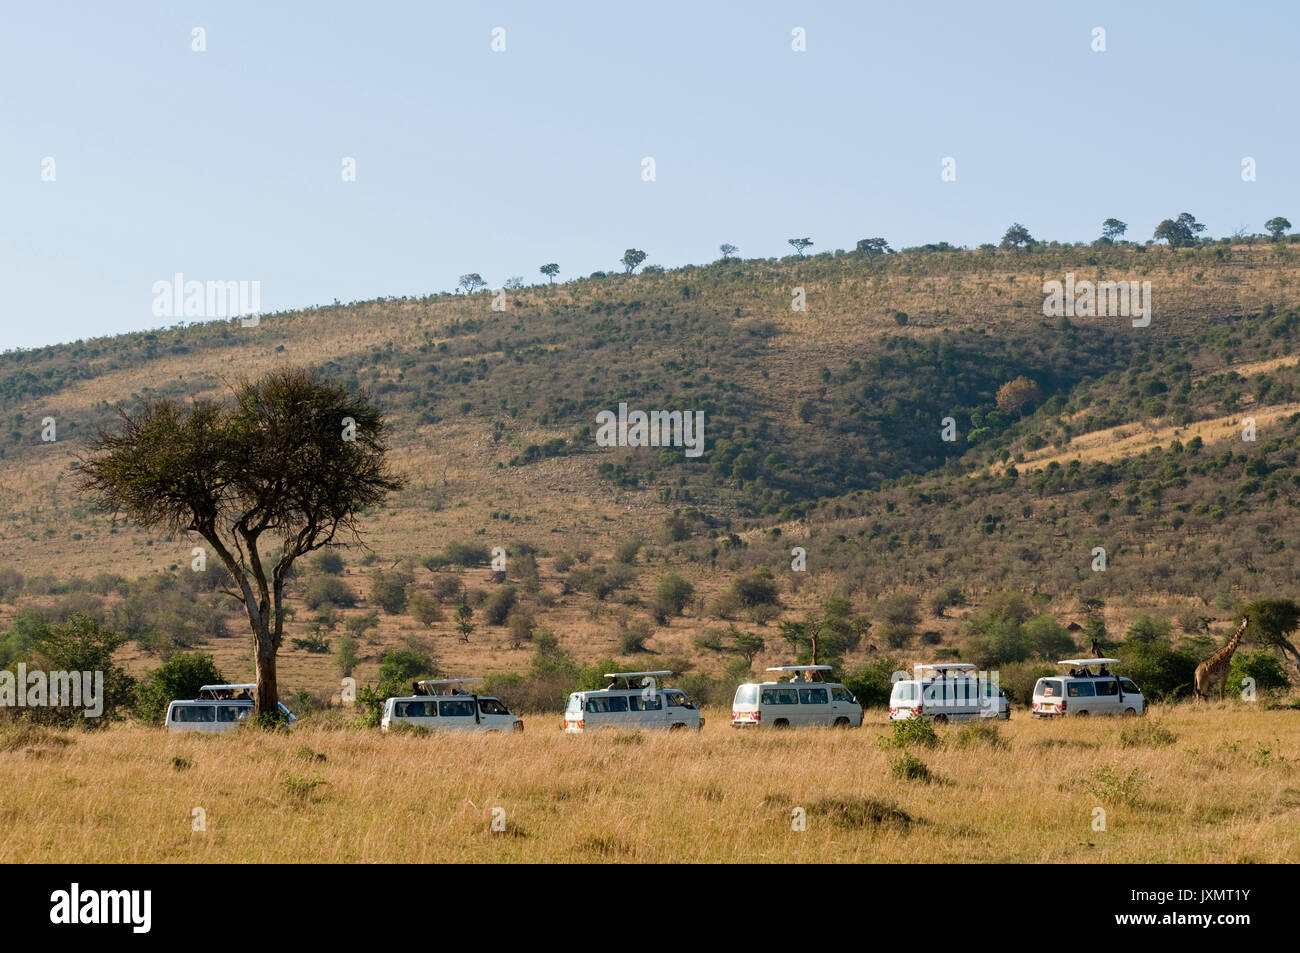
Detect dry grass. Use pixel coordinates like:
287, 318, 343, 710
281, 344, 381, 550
1, 706, 1295, 863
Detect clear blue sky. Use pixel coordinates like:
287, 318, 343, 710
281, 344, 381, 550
2, 0, 1296, 351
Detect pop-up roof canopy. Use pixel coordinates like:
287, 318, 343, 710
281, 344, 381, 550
914, 663, 977, 678
766, 665, 833, 682
1056, 658, 1120, 667
603, 670, 674, 688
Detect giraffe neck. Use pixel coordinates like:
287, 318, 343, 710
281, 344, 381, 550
1206, 621, 1246, 667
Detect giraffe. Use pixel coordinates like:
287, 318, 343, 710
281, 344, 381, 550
1193, 619, 1248, 702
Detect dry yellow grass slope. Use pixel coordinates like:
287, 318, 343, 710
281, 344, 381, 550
1, 706, 1295, 863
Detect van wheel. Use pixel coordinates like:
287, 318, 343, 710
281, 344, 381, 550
1123, 708, 1138, 717
772, 719, 790, 729
932, 714, 948, 725
833, 717, 850, 728
669, 723, 686, 732
1075, 710, 1089, 717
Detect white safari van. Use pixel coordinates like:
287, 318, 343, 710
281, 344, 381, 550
164, 683, 297, 733
731, 666, 863, 728
563, 671, 704, 733
889, 663, 1010, 723
1032, 659, 1145, 717
381, 678, 524, 733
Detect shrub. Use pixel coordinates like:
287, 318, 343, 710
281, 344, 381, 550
843, 656, 904, 708
613, 538, 643, 564
369, 570, 411, 615
335, 634, 360, 677
954, 719, 1006, 749
304, 576, 357, 610
506, 611, 534, 648
730, 568, 780, 608
618, 619, 654, 654
9, 614, 136, 727
407, 588, 443, 627
1230, 650, 1291, 694
291, 635, 331, 654
879, 717, 941, 749
655, 574, 694, 616
378, 648, 437, 685
427, 574, 464, 603
890, 752, 932, 782
482, 585, 518, 626
1119, 721, 1177, 748
135, 652, 224, 724
310, 549, 345, 575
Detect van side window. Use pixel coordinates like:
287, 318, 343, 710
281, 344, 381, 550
831, 686, 855, 702
478, 698, 509, 715
1120, 679, 1140, 694
1095, 680, 1119, 696
665, 691, 695, 709
216, 704, 246, 722
767, 688, 798, 705
1067, 682, 1095, 697
439, 699, 476, 717
176, 705, 214, 723
587, 696, 629, 713
397, 701, 435, 717
798, 688, 828, 705
628, 694, 663, 711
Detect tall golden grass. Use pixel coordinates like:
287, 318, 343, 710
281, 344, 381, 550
1, 705, 1295, 863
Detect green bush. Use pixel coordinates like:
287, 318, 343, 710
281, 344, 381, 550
135, 652, 224, 724
1119, 721, 1177, 748
310, 549, 345, 575
954, 719, 1006, 749
482, 585, 518, 626
890, 752, 932, 782
1230, 649, 1291, 694
843, 656, 904, 708
879, 716, 941, 749
369, 570, 411, 615
303, 576, 357, 610
655, 574, 695, 616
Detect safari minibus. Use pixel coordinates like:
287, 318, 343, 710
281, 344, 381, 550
381, 678, 524, 733
1031, 659, 1146, 717
564, 671, 703, 732
164, 683, 297, 733
731, 666, 864, 728
889, 663, 1010, 723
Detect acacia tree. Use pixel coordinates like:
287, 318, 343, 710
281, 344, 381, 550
1265, 217, 1291, 241
458, 273, 487, 294
788, 237, 813, 257
77, 368, 404, 718
539, 263, 559, 284
719, 243, 739, 261
1153, 212, 1205, 248
1101, 218, 1127, 241
1000, 223, 1033, 248
621, 248, 648, 274
1243, 598, 1300, 670
855, 237, 891, 261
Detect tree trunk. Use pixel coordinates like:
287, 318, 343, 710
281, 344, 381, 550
255, 633, 279, 718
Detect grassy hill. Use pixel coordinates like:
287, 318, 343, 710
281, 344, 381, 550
4, 238, 1300, 704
